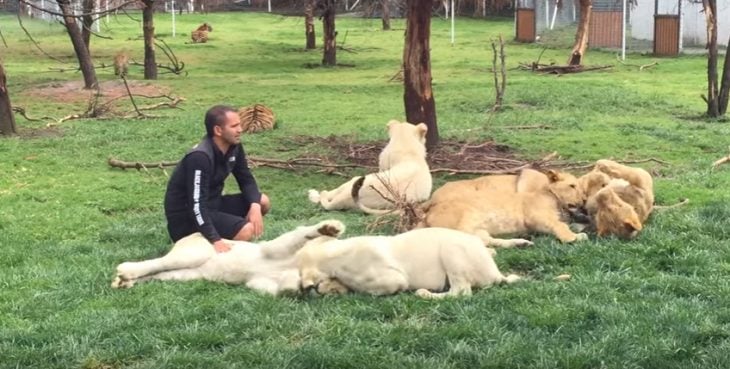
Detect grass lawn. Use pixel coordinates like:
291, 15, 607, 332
1, 10, 730, 369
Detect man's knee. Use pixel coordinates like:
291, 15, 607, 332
260, 193, 271, 215
232, 223, 255, 241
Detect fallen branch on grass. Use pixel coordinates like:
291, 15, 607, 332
108, 156, 378, 174
107, 152, 560, 176
12, 106, 59, 123
498, 124, 554, 130
712, 147, 730, 169
654, 198, 690, 210
616, 55, 658, 71
519, 63, 613, 74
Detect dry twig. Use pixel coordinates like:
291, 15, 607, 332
712, 147, 730, 169
491, 34, 506, 111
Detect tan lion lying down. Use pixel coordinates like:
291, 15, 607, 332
111, 220, 344, 296
308, 120, 432, 214
297, 227, 521, 299
417, 169, 587, 246
579, 159, 655, 239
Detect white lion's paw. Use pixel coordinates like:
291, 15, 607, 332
314, 219, 345, 238
308, 189, 321, 204
415, 288, 433, 299
574, 232, 589, 242
317, 278, 350, 295
504, 274, 522, 284
115, 262, 140, 280
111, 275, 136, 289
515, 239, 534, 247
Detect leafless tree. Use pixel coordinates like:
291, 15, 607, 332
56, 0, 98, 88
0, 62, 17, 136
18, 0, 140, 88
381, 0, 390, 30
699, 0, 730, 117
319, 0, 336, 66
568, 0, 592, 66
403, 0, 439, 149
81, 0, 95, 50
141, 0, 158, 80
305, 0, 316, 49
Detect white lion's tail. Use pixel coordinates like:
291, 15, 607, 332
351, 176, 401, 215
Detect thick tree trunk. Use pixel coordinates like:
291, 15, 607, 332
321, 0, 336, 66
403, 0, 439, 149
57, 0, 97, 89
568, 0, 592, 66
81, 0, 94, 50
142, 0, 157, 80
305, 0, 316, 49
381, 0, 390, 30
719, 34, 730, 116
0, 63, 17, 136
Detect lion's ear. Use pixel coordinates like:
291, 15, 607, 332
546, 169, 561, 183
386, 119, 400, 132
623, 217, 643, 232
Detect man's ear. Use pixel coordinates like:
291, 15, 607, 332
213, 124, 222, 137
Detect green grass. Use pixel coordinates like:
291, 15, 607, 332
2, 10, 730, 369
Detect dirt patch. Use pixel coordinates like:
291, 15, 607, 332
282, 135, 542, 174
25, 80, 170, 105
12, 125, 64, 139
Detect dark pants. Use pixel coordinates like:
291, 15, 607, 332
166, 194, 253, 242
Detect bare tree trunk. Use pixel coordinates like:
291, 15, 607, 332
381, 0, 390, 30
403, 0, 439, 149
0, 63, 17, 136
703, 0, 720, 117
57, 0, 97, 89
720, 34, 730, 115
568, 0, 592, 66
142, 0, 157, 80
321, 0, 336, 66
81, 0, 94, 50
305, 0, 316, 49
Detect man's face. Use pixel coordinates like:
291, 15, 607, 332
217, 111, 243, 145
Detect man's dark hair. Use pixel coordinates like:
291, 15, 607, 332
204, 105, 236, 137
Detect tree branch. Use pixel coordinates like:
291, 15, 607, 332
17, 12, 68, 63
0, 28, 7, 48
18, 0, 139, 18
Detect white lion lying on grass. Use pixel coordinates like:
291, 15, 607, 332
111, 220, 345, 296
297, 227, 522, 299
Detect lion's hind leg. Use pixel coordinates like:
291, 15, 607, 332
308, 177, 360, 210
112, 268, 204, 289
113, 234, 214, 287
415, 275, 473, 299
470, 228, 532, 248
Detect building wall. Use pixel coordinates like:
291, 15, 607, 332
631, 0, 730, 47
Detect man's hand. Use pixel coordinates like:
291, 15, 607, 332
213, 240, 231, 253
247, 203, 264, 238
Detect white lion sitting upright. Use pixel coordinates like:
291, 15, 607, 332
111, 219, 345, 296
308, 119, 432, 214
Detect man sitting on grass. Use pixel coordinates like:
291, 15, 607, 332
164, 105, 271, 253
